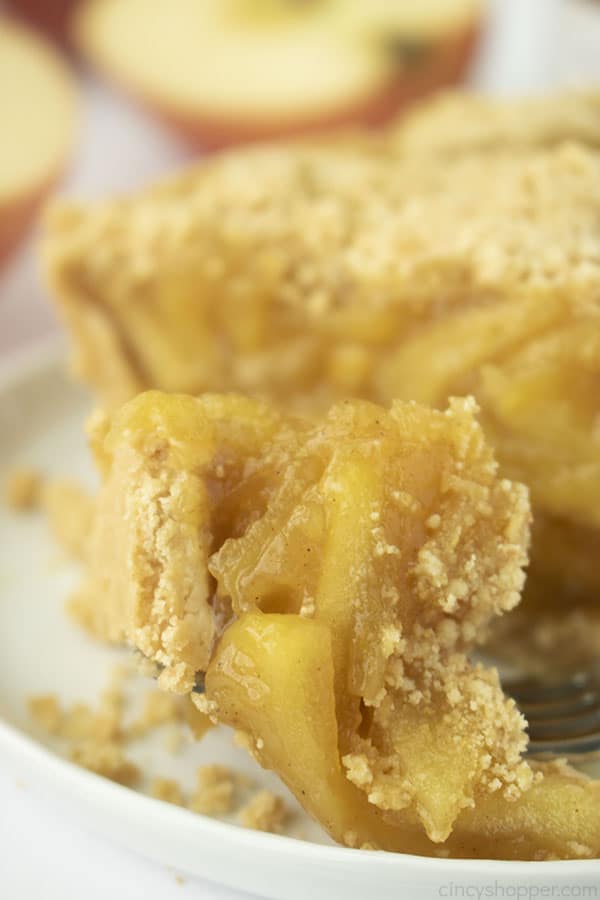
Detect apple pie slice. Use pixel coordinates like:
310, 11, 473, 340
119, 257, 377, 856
43, 108, 600, 621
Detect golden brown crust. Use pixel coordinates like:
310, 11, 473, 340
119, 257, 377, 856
77, 395, 217, 692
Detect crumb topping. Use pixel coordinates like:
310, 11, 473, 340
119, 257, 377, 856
44, 113, 600, 416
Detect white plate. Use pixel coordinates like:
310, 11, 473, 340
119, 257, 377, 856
0, 342, 599, 900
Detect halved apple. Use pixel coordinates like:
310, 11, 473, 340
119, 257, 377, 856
0, 19, 77, 267
73, 0, 481, 148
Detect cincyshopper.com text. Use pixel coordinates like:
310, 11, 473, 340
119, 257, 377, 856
439, 884, 598, 899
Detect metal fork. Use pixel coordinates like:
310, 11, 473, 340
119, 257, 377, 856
505, 667, 600, 759
151, 656, 600, 759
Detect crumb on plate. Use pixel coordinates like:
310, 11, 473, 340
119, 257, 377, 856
151, 777, 183, 806
188, 764, 236, 816
238, 790, 288, 834
70, 739, 140, 787
4, 466, 43, 510
41, 478, 94, 559
127, 690, 183, 739
28, 694, 62, 734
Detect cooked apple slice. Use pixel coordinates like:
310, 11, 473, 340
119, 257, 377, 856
0, 19, 76, 266
205, 610, 438, 855
73, 0, 480, 147
207, 611, 600, 859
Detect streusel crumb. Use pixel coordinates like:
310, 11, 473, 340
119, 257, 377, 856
127, 690, 183, 739
42, 479, 94, 559
70, 740, 139, 787
151, 777, 183, 806
27, 673, 266, 829
28, 694, 62, 734
4, 467, 43, 510
238, 790, 288, 834
188, 765, 235, 816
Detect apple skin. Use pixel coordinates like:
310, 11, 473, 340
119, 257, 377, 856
0, 135, 74, 272
0, 201, 34, 268
0, 180, 56, 269
82, 21, 480, 151
5, 0, 81, 45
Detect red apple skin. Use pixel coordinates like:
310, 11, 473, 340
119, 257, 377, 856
79, 20, 480, 151
6, 0, 81, 46
0, 187, 49, 269
0, 158, 72, 271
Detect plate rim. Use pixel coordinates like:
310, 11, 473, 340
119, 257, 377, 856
0, 333, 68, 390
3, 718, 599, 878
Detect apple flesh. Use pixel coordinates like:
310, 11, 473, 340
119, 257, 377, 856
207, 611, 600, 858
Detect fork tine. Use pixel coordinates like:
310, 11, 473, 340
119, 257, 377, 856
527, 733, 600, 757
518, 690, 600, 720
502, 666, 600, 759
525, 706, 600, 740
508, 671, 593, 704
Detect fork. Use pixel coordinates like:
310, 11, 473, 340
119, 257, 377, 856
505, 667, 600, 759
151, 658, 600, 759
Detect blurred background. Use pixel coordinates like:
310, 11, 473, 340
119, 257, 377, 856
1, 0, 600, 365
